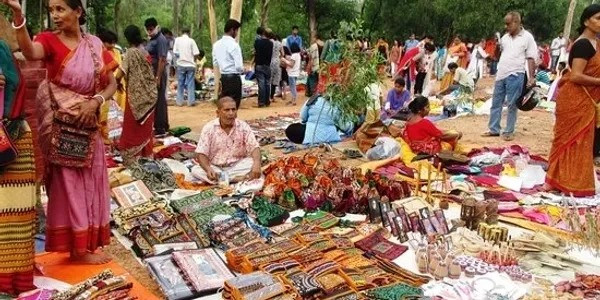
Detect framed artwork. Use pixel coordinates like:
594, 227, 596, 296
112, 180, 153, 207
433, 209, 450, 234
369, 199, 382, 224
421, 217, 437, 237
395, 206, 412, 232
408, 212, 422, 234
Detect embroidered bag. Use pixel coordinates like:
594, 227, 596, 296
47, 35, 100, 168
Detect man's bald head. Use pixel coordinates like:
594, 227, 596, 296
504, 11, 522, 36
506, 11, 521, 23
216, 96, 237, 109
216, 97, 238, 128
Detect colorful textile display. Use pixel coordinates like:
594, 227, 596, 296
206, 216, 264, 250
222, 271, 293, 300
354, 232, 408, 261
51, 270, 135, 300
0, 121, 36, 295
263, 155, 410, 214
129, 213, 210, 257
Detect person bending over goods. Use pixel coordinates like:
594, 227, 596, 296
437, 62, 474, 96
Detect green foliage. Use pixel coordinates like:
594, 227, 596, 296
324, 20, 383, 124
363, 0, 589, 45
4, 0, 593, 61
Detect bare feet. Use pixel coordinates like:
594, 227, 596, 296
70, 252, 112, 265
541, 183, 559, 194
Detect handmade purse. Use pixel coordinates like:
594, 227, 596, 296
47, 35, 100, 168
0, 120, 18, 166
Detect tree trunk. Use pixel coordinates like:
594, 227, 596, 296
208, 0, 219, 100
207, 0, 217, 44
197, 0, 203, 31
563, 0, 577, 41
21, 0, 27, 16
260, 0, 270, 27
230, 0, 243, 41
114, 0, 121, 34
307, 0, 317, 42
40, 0, 44, 30
173, 0, 180, 34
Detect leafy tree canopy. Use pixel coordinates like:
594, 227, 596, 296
2, 0, 592, 60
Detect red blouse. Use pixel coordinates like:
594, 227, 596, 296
404, 118, 442, 141
34, 32, 115, 80
403, 118, 444, 155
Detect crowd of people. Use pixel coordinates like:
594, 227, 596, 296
2, 0, 600, 296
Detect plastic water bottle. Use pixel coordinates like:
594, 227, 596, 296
218, 171, 230, 188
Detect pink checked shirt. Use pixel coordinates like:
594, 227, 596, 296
195, 118, 259, 167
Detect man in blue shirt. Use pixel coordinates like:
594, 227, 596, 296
287, 25, 303, 50
405, 33, 419, 51
145, 17, 170, 136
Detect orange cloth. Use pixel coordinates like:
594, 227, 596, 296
174, 173, 211, 191
35, 252, 160, 299
546, 47, 600, 197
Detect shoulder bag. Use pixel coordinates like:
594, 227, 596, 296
47, 35, 100, 168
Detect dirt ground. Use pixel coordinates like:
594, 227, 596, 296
104, 76, 555, 298
169, 77, 554, 156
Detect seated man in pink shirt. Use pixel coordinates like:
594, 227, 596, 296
192, 97, 262, 184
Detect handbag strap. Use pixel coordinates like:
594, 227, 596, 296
82, 34, 102, 94
47, 34, 102, 111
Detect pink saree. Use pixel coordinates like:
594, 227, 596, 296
35, 34, 111, 255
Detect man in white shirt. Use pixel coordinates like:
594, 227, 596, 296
550, 33, 565, 70
173, 28, 200, 107
212, 19, 244, 108
437, 62, 474, 96
306, 35, 320, 97
484, 11, 537, 141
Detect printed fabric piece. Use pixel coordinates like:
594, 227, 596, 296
128, 158, 177, 191
0, 121, 36, 295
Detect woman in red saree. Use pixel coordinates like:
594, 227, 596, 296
394, 46, 420, 84
4, 0, 117, 264
546, 4, 600, 197
403, 96, 462, 155
118, 25, 157, 165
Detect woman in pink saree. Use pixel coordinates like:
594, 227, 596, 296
3, 0, 117, 264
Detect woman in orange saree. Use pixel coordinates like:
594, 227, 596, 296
546, 4, 600, 197
448, 37, 469, 68
440, 37, 469, 91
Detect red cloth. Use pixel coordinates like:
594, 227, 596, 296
395, 47, 420, 80
34, 32, 114, 81
119, 102, 155, 160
